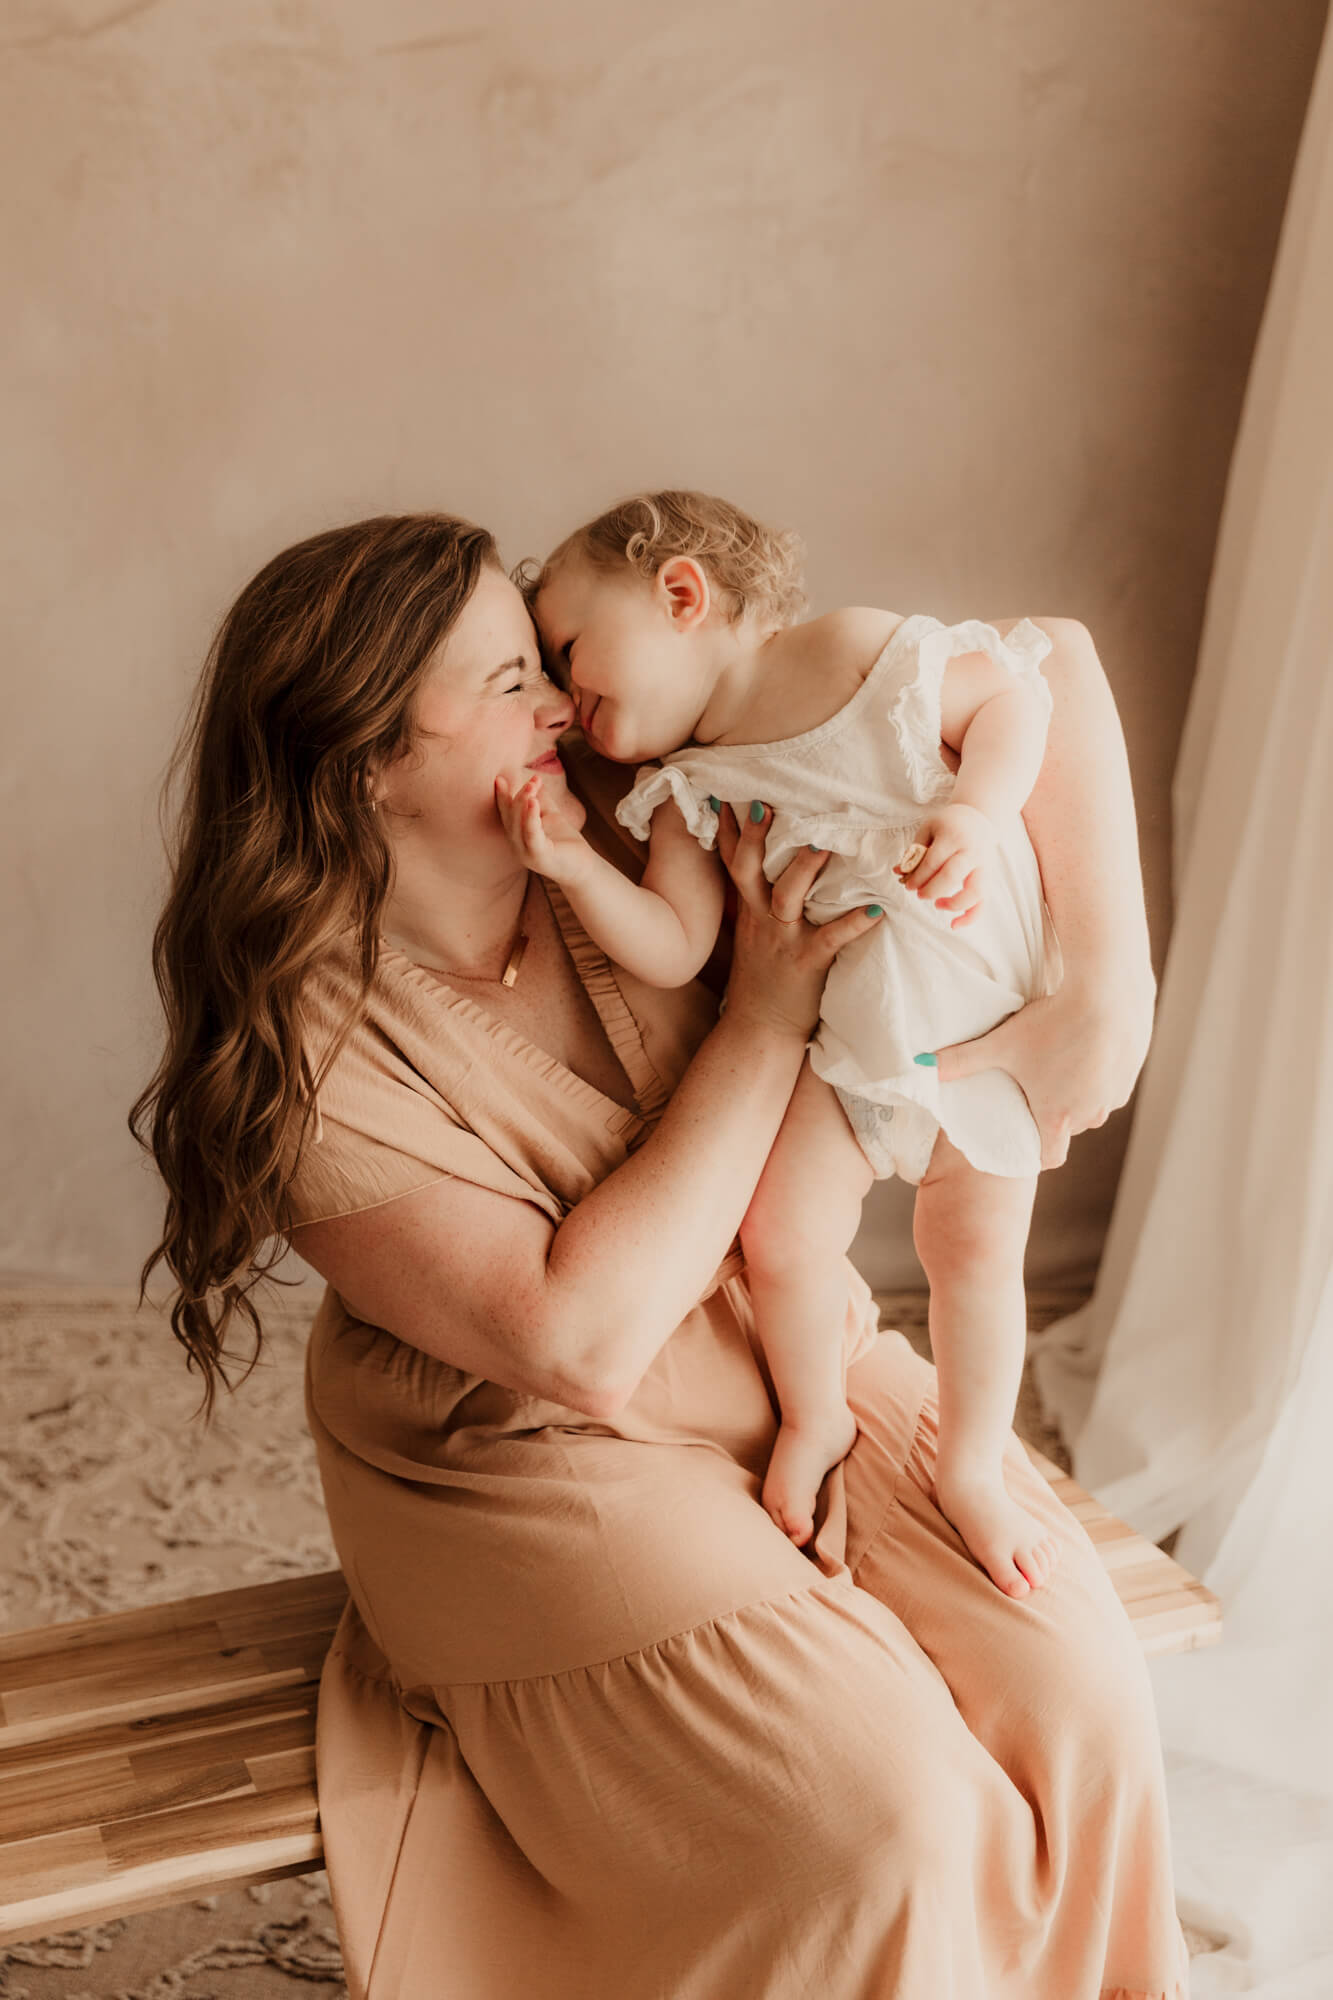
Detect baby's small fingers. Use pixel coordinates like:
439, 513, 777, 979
494, 775, 523, 838
895, 842, 934, 889
516, 781, 551, 853
906, 842, 963, 892
920, 854, 972, 903
934, 868, 980, 911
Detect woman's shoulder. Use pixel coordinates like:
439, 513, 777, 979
286, 929, 559, 1234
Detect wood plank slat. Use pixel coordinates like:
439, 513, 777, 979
2, 1646, 275, 1727
0, 1757, 257, 1844
2, 1822, 114, 1897
0, 1571, 346, 1670
247, 1745, 318, 1792
100, 1780, 319, 1874
0, 1685, 319, 1780
0, 1837, 323, 1945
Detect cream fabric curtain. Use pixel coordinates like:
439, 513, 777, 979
1032, 16, 1333, 1993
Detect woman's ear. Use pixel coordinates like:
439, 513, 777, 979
655, 556, 712, 631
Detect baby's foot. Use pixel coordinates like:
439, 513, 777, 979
762, 1405, 859, 1547
932, 1465, 1063, 1598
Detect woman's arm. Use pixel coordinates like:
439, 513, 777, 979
931, 616, 1157, 1166
499, 773, 725, 986
293, 808, 886, 1416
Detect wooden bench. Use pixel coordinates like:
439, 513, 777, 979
0, 1444, 1221, 1949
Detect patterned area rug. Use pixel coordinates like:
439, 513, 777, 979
0, 1281, 1211, 1994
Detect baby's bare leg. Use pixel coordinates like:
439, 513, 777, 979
913, 1131, 1061, 1597
739, 1058, 875, 1546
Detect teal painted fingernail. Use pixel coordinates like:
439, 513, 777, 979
866, 904, 883, 919
708, 795, 721, 811
914, 1051, 938, 1066
809, 843, 820, 851
749, 799, 765, 823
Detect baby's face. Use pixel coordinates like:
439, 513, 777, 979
532, 559, 706, 765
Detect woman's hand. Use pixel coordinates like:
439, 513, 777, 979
931, 978, 1156, 1169
894, 802, 997, 929
714, 801, 885, 1040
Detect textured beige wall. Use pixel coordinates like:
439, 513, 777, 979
1, 0, 1325, 1290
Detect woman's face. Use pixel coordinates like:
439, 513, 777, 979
377, 564, 580, 845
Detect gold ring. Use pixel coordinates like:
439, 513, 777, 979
771, 912, 803, 925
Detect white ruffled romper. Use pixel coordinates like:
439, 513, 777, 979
615, 615, 1064, 1185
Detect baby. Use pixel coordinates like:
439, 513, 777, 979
509, 490, 1067, 1600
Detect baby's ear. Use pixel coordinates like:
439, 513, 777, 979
655, 555, 712, 630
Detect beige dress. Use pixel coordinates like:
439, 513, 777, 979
286, 742, 1190, 2000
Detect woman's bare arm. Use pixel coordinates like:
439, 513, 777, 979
293, 1004, 804, 1418
932, 616, 1157, 1165
293, 807, 885, 1415
1011, 616, 1154, 997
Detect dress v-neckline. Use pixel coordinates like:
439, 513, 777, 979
376, 877, 671, 1134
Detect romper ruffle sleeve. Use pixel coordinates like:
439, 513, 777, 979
889, 615, 1054, 805
614, 761, 723, 849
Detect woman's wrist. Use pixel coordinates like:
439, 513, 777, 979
715, 991, 818, 1050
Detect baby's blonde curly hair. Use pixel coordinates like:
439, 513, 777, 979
517, 490, 807, 630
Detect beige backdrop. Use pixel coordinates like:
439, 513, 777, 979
2, 0, 1325, 1292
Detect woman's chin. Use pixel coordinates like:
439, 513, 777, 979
543, 767, 587, 829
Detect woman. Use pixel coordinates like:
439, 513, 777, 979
133, 513, 1187, 1999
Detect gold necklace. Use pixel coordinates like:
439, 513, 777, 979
387, 878, 533, 989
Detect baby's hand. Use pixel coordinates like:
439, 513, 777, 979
495, 771, 595, 889
894, 802, 996, 929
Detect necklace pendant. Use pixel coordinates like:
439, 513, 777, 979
500, 931, 530, 988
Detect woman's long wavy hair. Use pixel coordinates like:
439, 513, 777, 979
129, 513, 500, 1418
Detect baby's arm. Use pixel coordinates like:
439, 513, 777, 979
895, 653, 1050, 924
939, 651, 1050, 820
498, 772, 725, 987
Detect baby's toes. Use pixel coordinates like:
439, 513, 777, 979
767, 1495, 814, 1547
974, 1541, 1031, 1596
761, 1473, 814, 1548
1017, 1546, 1048, 1590
997, 1556, 1031, 1597
1014, 1528, 1058, 1592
